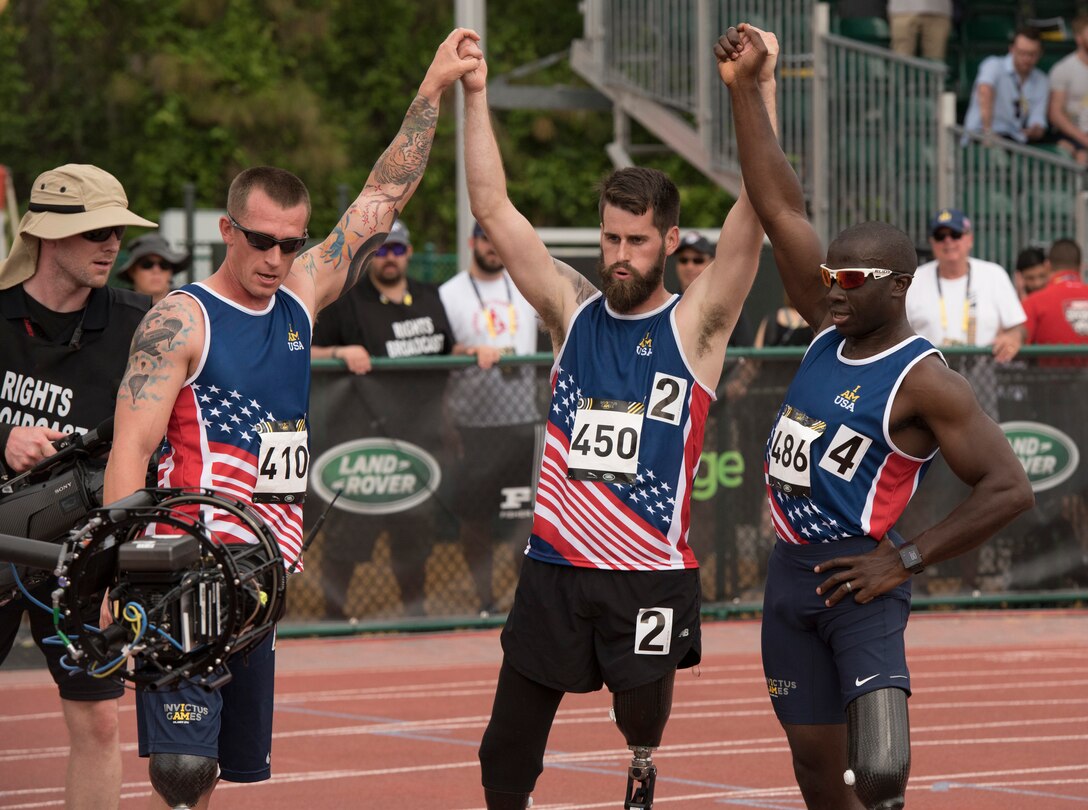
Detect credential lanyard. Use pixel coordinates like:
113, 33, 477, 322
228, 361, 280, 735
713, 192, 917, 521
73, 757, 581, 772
936, 264, 973, 344
469, 274, 517, 344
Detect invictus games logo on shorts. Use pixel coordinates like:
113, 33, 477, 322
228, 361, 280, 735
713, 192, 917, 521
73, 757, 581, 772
766, 678, 796, 698
310, 438, 441, 515
163, 702, 209, 724
1002, 421, 1080, 492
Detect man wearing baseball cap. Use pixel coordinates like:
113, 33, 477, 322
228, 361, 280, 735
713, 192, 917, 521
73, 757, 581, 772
0, 163, 154, 809
906, 207, 1025, 364
904, 206, 1026, 593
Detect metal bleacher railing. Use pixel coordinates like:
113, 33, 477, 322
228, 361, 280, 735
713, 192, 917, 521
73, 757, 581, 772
573, 1, 1088, 268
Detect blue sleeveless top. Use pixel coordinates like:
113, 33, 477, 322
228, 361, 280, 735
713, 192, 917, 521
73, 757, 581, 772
529, 293, 713, 570
765, 327, 943, 544
157, 283, 312, 569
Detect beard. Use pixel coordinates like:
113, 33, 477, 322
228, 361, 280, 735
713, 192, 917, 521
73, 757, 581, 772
596, 246, 665, 313
473, 247, 504, 276
373, 260, 405, 285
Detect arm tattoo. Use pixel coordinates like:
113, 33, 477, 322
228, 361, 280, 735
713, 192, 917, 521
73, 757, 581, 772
313, 95, 439, 304
556, 260, 598, 305
120, 302, 194, 404
373, 95, 439, 187
545, 260, 599, 347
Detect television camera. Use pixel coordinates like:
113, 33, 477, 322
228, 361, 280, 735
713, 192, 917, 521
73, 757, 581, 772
0, 419, 286, 690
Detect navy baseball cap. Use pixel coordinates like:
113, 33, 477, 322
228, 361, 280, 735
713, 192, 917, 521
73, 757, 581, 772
677, 231, 713, 257
472, 221, 487, 238
929, 208, 972, 236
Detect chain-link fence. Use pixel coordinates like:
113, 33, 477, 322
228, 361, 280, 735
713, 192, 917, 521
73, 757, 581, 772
283, 347, 1088, 630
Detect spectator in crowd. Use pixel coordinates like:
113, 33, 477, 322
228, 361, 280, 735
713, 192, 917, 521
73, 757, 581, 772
118, 233, 190, 304
906, 207, 1025, 365
439, 222, 542, 616
675, 231, 713, 293
1021, 237, 1088, 361
888, 0, 953, 62
906, 207, 1025, 591
0, 163, 155, 810
754, 297, 814, 349
676, 230, 753, 346
1048, 14, 1088, 167
311, 218, 456, 618
1015, 245, 1050, 298
963, 27, 1050, 145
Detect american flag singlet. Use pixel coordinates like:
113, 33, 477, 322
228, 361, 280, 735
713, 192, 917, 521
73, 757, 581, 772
528, 292, 712, 571
156, 283, 313, 570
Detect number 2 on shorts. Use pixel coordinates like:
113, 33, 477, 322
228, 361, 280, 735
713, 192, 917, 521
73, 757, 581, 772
634, 607, 673, 655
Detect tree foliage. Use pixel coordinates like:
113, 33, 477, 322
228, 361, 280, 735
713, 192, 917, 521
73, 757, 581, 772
0, 0, 734, 250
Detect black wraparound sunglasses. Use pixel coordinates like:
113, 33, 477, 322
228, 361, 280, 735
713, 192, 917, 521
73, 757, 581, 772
227, 214, 308, 254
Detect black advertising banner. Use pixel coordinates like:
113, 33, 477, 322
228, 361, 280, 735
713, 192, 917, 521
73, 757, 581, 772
289, 353, 1087, 625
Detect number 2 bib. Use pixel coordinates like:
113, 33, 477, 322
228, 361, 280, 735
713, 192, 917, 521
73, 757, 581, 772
255, 419, 309, 504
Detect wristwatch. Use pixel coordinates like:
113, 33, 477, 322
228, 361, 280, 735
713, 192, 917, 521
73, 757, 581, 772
898, 542, 926, 575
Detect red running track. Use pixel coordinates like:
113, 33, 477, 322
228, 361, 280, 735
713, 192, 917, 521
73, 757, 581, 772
1, 609, 1086, 809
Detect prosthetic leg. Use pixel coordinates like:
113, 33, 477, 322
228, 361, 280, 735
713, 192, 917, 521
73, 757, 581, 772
611, 671, 675, 809
846, 687, 911, 809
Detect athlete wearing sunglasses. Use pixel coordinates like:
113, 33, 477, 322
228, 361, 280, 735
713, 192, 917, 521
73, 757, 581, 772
227, 213, 308, 254
105, 28, 485, 810
819, 264, 912, 290
728, 24, 1033, 810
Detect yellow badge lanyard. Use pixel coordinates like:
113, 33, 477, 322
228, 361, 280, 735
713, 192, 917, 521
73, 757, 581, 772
469, 274, 518, 344
936, 264, 973, 345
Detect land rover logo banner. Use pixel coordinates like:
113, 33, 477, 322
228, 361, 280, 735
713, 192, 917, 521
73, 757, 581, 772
306, 372, 452, 517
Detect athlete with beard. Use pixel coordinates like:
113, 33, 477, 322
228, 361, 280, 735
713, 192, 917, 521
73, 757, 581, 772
439, 222, 542, 615
460, 31, 778, 810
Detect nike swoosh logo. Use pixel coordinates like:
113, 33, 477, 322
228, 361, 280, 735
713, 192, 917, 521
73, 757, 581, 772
855, 674, 880, 687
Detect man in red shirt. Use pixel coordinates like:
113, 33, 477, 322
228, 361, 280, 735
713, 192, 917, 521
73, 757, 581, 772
1022, 238, 1088, 366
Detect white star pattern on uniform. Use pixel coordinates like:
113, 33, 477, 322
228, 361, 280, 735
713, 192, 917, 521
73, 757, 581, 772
773, 488, 850, 542
192, 388, 273, 444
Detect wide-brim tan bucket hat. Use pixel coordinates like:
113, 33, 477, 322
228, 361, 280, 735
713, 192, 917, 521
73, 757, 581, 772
0, 163, 157, 290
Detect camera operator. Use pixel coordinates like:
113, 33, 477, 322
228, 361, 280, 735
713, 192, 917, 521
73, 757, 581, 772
0, 164, 155, 810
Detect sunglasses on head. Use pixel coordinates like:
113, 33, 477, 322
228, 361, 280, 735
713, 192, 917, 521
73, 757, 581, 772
81, 226, 126, 243
228, 214, 308, 254
819, 264, 909, 290
931, 230, 964, 242
136, 258, 174, 271
375, 243, 408, 257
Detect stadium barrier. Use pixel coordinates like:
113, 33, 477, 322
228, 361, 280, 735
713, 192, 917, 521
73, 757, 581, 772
281, 346, 1088, 634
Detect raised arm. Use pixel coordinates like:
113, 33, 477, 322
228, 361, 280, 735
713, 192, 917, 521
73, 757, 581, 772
720, 24, 829, 332
461, 48, 595, 347
104, 295, 204, 503
289, 29, 484, 315
675, 27, 779, 386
